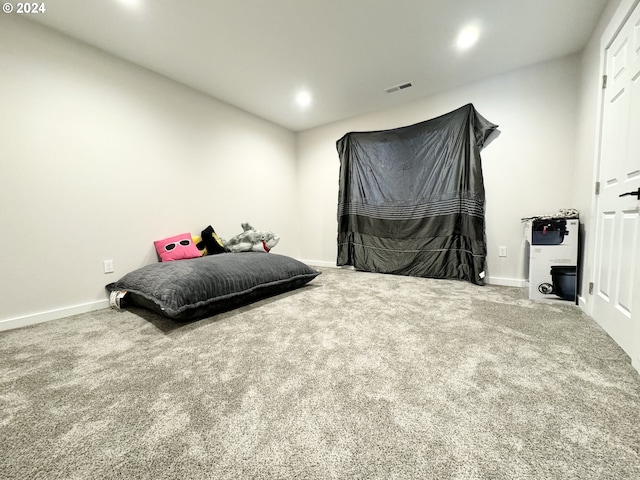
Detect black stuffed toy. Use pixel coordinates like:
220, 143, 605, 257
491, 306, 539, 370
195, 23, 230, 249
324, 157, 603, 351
197, 225, 226, 255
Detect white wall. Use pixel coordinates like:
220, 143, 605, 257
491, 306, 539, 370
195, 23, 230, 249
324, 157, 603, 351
297, 56, 581, 286
0, 16, 297, 326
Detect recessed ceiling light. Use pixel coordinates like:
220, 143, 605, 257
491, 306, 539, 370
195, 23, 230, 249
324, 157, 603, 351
295, 90, 312, 109
116, 0, 141, 8
456, 25, 480, 51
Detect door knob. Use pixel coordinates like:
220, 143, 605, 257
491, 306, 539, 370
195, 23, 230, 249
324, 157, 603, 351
619, 188, 640, 199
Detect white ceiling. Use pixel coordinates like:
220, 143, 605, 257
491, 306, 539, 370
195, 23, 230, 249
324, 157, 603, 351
27, 0, 610, 131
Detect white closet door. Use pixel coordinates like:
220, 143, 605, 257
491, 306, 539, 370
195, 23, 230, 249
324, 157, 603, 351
592, 1, 640, 361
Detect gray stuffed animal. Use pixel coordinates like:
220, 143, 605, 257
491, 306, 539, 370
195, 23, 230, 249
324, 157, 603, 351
224, 223, 280, 253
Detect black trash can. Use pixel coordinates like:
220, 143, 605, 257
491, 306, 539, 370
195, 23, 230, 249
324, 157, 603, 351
550, 265, 576, 301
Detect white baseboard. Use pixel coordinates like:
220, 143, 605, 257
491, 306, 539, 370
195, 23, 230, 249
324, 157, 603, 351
0, 300, 110, 332
485, 276, 528, 288
299, 259, 339, 268
577, 295, 588, 308
301, 260, 527, 288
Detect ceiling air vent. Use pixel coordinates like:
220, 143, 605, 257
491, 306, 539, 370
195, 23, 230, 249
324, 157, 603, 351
385, 82, 413, 94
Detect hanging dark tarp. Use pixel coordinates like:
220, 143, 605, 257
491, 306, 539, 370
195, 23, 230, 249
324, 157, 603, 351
336, 103, 497, 285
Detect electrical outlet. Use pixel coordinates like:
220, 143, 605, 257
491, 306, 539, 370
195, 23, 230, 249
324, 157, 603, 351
498, 246, 507, 257
103, 259, 114, 274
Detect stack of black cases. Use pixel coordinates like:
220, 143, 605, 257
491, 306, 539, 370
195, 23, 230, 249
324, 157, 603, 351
525, 218, 579, 303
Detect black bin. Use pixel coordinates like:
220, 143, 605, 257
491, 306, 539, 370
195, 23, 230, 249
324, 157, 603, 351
550, 265, 576, 301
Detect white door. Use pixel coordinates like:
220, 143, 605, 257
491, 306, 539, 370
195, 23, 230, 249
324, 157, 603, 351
592, 0, 640, 364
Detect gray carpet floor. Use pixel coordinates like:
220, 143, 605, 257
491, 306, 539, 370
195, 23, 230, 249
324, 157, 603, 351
1, 267, 639, 479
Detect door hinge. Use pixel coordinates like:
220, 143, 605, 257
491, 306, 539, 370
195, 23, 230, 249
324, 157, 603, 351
595, 181, 600, 195
589, 282, 594, 295
602, 75, 608, 89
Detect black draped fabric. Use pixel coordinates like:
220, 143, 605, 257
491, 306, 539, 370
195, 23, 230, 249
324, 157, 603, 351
336, 104, 497, 285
